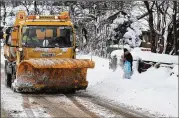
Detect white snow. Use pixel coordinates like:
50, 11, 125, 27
77, 53, 178, 117
130, 1, 149, 31
113, 14, 128, 25
110, 12, 142, 48
109, 44, 131, 50
1, 51, 26, 117
111, 48, 178, 64
171, 65, 179, 77
1, 86, 27, 117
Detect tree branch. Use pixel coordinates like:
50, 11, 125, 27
144, 1, 150, 11
137, 12, 149, 20
156, 1, 165, 14
20, 1, 29, 15
150, 1, 155, 9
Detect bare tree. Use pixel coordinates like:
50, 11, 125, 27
173, 1, 177, 54
20, 1, 34, 15
34, 1, 37, 14
142, 1, 177, 54
1, 1, 6, 26
144, 1, 156, 52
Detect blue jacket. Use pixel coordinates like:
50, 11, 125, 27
124, 60, 132, 75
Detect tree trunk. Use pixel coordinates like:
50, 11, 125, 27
144, 1, 156, 52
149, 10, 156, 52
34, 1, 37, 14
0, 1, 1, 20
173, 1, 177, 54
2, 1, 6, 26
156, 2, 160, 52
162, 26, 169, 54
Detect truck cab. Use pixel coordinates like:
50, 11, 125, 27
4, 11, 77, 64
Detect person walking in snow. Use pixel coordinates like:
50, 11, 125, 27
122, 48, 133, 79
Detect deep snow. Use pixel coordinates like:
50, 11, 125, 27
77, 53, 178, 117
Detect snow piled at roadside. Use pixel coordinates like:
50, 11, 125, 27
77, 54, 178, 117
171, 65, 179, 77
1, 88, 27, 117
111, 47, 178, 64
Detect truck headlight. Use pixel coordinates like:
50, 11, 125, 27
18, 48, 23, 52
75, 48, 79, 52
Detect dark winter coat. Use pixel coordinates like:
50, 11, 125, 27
124, 48, 133, 71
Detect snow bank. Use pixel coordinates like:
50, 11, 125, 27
131, 50, 178, 64
111, 50, 123, 58
110, 48, 178, 64
1, 88, 27, 117
77, 54, 178, 117
171, 65, 179, 77
109, 44, 131, 50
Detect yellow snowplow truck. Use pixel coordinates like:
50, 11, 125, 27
4, 10, 95, 92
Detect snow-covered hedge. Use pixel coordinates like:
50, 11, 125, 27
110, 13, 142, 48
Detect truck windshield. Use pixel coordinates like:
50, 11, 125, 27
21, 26, 73, 48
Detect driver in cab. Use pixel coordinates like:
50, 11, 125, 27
22, 29, 40, 46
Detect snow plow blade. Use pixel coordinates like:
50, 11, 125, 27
13, 59, 95, 92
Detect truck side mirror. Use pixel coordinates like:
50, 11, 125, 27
5, 34, 18, 47
5, 34, 10, 45
6, 27, 12, 35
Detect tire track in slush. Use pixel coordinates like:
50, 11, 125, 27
66, 95, 99, 118
22, 95, 35, 118
66, 94, 124, 118
74, 93, 151, 118
32, 95, 74, 117
29, 94, 99, 117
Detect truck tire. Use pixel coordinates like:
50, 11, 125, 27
5, 71, 12, 88
11, 84, 17, 92
68, 89, 76, 94
4, 60, 12, 88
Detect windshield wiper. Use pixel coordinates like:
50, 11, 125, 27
59, 45, 72, 48
39, 46, 56, 48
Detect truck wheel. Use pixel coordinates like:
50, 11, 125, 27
68, 89, 76, 94
11, 85, 17, 92
5, 71, 12, 88
65, 89, 76, 94
4, 61, 12, 88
